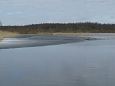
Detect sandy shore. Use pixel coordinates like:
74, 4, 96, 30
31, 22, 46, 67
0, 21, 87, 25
1, 32, 115, 40
0, 31, 18, 40
1, 32, 115, 41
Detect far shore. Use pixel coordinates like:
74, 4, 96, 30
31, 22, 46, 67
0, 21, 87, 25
1, 31, 115, 40
52, 33, 115, 36
52, 33, 115, 39
1, 32, 115, 49
0, 31, 18, 40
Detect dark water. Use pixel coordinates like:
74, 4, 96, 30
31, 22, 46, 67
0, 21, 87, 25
0, 39, 115, 86
0, 35, 89, 49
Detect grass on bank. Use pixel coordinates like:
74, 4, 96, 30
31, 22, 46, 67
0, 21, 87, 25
0, 31, 18, 40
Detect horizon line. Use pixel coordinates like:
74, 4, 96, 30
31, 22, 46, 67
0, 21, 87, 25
2, 21, 115, 26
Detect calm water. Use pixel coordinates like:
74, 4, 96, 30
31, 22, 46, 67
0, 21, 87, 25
0, 39, 115, 86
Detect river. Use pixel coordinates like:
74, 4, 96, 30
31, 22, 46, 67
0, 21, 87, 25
0, 37, 115, 86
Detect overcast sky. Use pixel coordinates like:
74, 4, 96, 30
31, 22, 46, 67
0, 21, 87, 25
0, 0, 115, 25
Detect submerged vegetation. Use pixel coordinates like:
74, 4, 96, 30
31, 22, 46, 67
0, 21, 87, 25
1, 22, 115, 34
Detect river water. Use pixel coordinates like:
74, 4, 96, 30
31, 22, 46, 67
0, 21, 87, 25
0, 38, 115, 86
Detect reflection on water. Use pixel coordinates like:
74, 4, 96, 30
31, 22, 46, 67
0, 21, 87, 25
0, 35, 88, 49
0, 39, 115, 86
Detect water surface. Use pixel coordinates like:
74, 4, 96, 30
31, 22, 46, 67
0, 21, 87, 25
0, 35, 88, 49
0, 39, 115, 86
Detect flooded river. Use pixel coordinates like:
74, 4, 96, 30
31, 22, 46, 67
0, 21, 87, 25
0, 37, 115, 86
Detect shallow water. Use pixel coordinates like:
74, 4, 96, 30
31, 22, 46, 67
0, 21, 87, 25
0, 39, 115, 86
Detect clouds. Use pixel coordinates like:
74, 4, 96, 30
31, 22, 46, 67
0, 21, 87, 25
0, 0, 115, 25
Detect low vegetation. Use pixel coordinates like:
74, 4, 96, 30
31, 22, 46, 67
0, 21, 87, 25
0, 31, 17, 40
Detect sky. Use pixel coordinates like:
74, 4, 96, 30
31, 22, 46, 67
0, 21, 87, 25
0, 0, 115, 25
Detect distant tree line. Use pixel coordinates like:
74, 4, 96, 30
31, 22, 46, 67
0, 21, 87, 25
0, 22, 115, 34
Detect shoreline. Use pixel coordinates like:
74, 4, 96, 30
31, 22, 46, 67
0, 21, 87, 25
1, 33, 115, 49
1, 32, 115, 40
0, 31, 18, 41
53, 33, 115, 37
1, 32, 115, 41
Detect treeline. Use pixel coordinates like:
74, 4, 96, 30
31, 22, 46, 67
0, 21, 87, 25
0, 22, 115, 34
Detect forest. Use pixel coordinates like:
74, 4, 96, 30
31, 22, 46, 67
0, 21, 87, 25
0, 22, 115, 34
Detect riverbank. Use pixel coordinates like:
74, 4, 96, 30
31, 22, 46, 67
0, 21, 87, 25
1, 32, 115, 40
0, 31, 18, 40
53, 33, 115, 36
53, 33, 115, 39
1, 32, 115, 49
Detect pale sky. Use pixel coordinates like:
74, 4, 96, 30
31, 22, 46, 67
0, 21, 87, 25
0, 0, 115, 25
